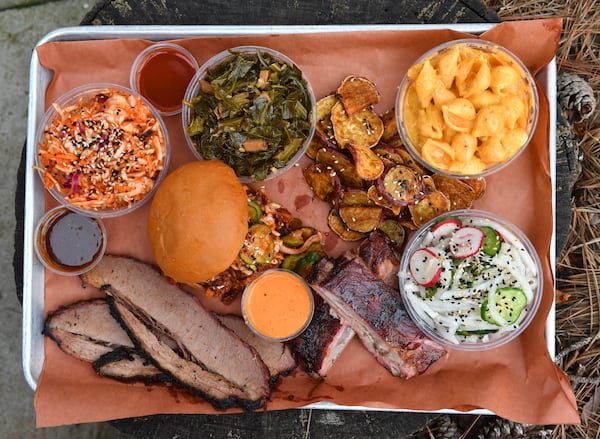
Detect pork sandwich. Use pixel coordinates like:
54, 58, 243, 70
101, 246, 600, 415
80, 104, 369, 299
148, 160, 248, 285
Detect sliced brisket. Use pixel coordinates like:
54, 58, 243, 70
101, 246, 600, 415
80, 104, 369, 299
216, 314, 297, 382
81, 255, 271, 410
93, 347, 167, 382
43, 298, 163, 381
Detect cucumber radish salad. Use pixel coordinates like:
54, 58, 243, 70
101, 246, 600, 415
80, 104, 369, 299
400, 210, 542, 349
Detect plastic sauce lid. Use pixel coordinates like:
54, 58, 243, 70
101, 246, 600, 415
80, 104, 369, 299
242, 269, 314, 341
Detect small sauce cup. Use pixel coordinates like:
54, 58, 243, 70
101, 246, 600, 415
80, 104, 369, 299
34, 206, 107, 276
130, 42, 199, 116
241, 269, 315, 341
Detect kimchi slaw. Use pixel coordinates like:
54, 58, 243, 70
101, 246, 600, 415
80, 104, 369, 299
35, 84, 168, 216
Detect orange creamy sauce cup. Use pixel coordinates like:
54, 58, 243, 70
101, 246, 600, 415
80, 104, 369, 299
242, 269, 314, 341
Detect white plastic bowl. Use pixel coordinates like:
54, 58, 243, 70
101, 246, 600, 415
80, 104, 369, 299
395, 39, 539, 179
399, 209, 543, 351
182, 45, 316, 183
35, 83, 170, 218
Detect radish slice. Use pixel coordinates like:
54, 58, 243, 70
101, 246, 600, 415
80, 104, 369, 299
431, 218, 461, 240
448, 226, 484, 258
409, 248, 442, 287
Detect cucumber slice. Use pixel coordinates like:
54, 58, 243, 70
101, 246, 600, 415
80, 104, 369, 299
481, 287, 528, 325
247, 200, 263, 224
456, 329, 498, 336
480, 226, 502, 256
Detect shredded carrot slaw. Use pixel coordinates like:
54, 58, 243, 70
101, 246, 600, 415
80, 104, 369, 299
36, 87, 166, 211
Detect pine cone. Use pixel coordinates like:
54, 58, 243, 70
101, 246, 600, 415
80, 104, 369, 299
474, 417, 540, 439
557, 72, 596, 123
427, 415, 462, 439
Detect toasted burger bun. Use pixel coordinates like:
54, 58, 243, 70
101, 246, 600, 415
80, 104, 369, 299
148, 160, 248, 285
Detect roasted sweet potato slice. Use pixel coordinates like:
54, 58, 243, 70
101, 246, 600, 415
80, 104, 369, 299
305, 137, 326, 160
395, 147, 426, 175
337, 75, 380, 115
303, 163, 340, 203
315, 146, 363, 188
431, 174, 477, 210
377, 218, 406, 248
341, 189, 374, 207
377, 165, 425, 206
420, 174, 436, 195
315, 94, 338, 143
381, 109, 399, 142
327, 209, 368, 241
338, 205, 382, 233
347, 144, 385, 181
408, 190, 451, 227
461, 177, 487, 200
366, 185, 404, 216
330, 102, 384, 149
372, 144, 405, 168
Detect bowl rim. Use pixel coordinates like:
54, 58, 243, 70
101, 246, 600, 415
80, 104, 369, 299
181, 45, 317, 183
129, 41, 200, 117
395, 38, 540, 180
398, 208, 544, 351
34, 82, 170, 218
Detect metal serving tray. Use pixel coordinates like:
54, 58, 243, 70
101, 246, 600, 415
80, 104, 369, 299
22, 24, 557, 415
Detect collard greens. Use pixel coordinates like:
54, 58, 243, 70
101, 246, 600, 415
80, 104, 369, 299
185, 49, 313, 181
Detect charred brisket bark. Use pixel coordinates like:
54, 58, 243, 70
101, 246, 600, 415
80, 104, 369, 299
93, 347, 167, 382
43, 298, 163, 381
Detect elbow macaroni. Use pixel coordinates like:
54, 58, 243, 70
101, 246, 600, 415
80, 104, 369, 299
401, 41, 537, 176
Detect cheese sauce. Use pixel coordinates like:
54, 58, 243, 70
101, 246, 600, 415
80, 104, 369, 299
242, 269, 314, 341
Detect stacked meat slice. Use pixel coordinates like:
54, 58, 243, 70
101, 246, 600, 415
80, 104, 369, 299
44, 298, 166, 382
45, 255, 297, 411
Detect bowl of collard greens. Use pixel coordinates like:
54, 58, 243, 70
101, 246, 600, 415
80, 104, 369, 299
182, 46, 316, 182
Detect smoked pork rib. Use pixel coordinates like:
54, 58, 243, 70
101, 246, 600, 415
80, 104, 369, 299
81, 255, 271, 410
357, 230, 402, 289
308, 256, 447, 378
43, 298, 163, 381
290, 297, 355, 378
291, 231, 402, 378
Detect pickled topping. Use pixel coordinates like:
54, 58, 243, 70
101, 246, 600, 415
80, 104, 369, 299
402, 214, 539, 344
